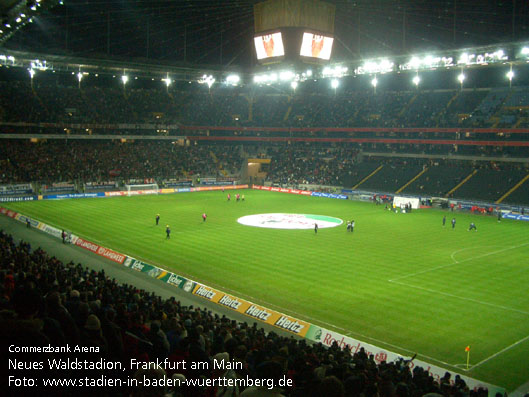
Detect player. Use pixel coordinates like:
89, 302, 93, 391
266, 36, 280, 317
166, 225, 171, 239
202, 213, 207, 222
497, 210, 502, 222
227, 193, 231, 201
451, 218, 456, 229
468, 222, 477, 231
155, 214, 160, 225
351, 220, 355, 233
346, 221, 351, 232
26, 218, 31, 228
236, 193, 240, 202
62, 230, 66, 244
241, 194, 245, 201
442, 215, 446, 226
314, 223, 318, 234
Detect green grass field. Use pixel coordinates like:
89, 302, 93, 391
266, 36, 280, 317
4, 190, 529, 390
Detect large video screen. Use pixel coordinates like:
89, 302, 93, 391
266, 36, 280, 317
300, 32, 334, 60
254, 32, 285, 60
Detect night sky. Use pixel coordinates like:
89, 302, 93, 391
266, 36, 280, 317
3, 0, 529, 68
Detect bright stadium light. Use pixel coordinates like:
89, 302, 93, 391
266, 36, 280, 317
279, 70, 294, 81
522, 47, 529, 56
121, 75, 129, 85
331, 79, 339, 89
29, 68, 35, 88
413, 75, 421, 87
226, 74, 240, 85
458, 72, 465, 90
507, 65, 514, 88
77, 72, 83, 89
371, 76, 378, 94
290, 81, 298, 90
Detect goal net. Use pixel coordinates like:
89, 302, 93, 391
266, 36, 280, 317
124, 183, 159, 196
393, 196, 420, 210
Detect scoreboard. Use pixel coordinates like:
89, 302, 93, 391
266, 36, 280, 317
253, 0, 335, 64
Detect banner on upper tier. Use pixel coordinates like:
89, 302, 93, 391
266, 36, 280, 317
0, 184, 33, 195
305, 326, 504, 396
191, 284, 310, 337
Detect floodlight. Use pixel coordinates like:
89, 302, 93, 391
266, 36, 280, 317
413, 75, 421, 86
521, 47, 529, 56
371, 77, 378, 87
457, 73, 465, 83
205, 76, 215, 88
15, 18, 21, 23
0, 55, 6, 61
506, 70, 514, 81
163, 77, 172, 87
29, 69, 35, 78
306, 69, 312, 77
7, 56, 15, 63
331, 79, 339, 89
5, 24, 11, 28
121, 75, 129, 84
77, 72, 83, 82
226, 74, 240, 85
409, 57, 421, 70
279, 71, 294, 81
20, 14, 26, 18
291, 81, 298, 90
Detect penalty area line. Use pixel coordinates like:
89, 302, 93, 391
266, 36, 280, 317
389, 241, 529, 282
388, 279, 529, 316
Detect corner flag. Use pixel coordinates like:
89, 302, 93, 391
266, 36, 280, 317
465, 346, 470, 369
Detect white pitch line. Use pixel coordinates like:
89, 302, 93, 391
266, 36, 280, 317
66, 221, 529, 373
389, 279, 529, 316
470, 334, 529, 370
389, 241, 529, 282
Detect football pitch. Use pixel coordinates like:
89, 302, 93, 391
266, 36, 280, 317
4, 190, 529, 390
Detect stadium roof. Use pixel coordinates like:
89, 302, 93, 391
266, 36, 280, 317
1, 0, 528, 71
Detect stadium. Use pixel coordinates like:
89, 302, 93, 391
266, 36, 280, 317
1, 1, 529, 396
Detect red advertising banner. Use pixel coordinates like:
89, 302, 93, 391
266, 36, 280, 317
74, 237, 126, 264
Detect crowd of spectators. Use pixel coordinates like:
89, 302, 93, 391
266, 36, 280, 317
0, 141, 240, 185
1, 229, 497, 397
266, 145, 358, 186
2, 79, 529, 130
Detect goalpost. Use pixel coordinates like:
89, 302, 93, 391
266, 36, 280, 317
124, 183, 159, 196
393, 196, 420, 210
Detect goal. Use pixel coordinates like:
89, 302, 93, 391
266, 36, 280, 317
124, 183, 159, 196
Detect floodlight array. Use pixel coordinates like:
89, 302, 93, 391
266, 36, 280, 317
355, 59, 394, 75
322, 65, 348, 78
0, 0, 62, 45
